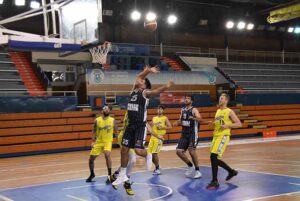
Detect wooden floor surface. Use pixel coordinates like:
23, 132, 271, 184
0, 136, 299, 201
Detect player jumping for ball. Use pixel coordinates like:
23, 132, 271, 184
112, 66, 174, 195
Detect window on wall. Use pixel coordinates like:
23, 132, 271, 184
65, 72, 75, 82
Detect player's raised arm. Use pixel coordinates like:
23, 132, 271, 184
144, 81, 174, 98
132, 65, 160, 90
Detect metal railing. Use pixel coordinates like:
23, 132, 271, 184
236, 89, 300, 94
209, 48, 300, 64
88, 90, 210, 96
0, 90, 77, 97
149, 45, 201, 56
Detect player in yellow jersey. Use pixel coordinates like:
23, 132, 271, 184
206, 93, 242, 189
148, 105, 172, 175
86, 105, 117, 184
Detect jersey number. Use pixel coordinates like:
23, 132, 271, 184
131, 95, 138, 102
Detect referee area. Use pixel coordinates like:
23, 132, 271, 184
0, 135, 300, 201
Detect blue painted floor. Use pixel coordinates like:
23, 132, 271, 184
0, 167, 300, 201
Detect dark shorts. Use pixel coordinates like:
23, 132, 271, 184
176, 131, 199, 151
121, 122, 147, 149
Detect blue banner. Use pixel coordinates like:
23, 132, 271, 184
0, 96, 78, 113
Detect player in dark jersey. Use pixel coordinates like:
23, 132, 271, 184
112, 66, 174, 195
173, 95, 202, 179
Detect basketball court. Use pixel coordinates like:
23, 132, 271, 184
0, 0, 300, 201
0, 136, 299, 201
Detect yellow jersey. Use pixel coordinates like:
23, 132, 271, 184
95, 116, 115, 143
213, 108, 232, 136
152, 115, 167, 136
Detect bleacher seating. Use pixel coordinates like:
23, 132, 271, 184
218, 62, 300, 90
10, 52, 46, 96
1, 104, 300, 157
0, 52, 28, 96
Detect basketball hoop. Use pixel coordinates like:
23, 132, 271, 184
89, 41, 112, 64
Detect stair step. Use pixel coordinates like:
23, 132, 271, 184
233, 109, 240, 113
244, 119, 258, 123
238, 114, 249, 117
253, 125, 268, 129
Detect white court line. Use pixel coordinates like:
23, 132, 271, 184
243, 191, 300, 201
174, 165, 300, 179
134, 183, 173, 201
225, 157, 300, 164
0, 166, 120, 182
63, 184, 104, 190
0, 195, 14, 201
289, 182, 300, 186
64, 183, 173, 201
232, 167, 300, 179
233, 163, 300, 167
0, 158, 122, 172
66, 194, 87, 201
0, 167, 175, 192
162, 135, 300, 151
1, 135, 299, 172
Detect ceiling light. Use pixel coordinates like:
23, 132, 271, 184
226, 21, 234, 29
237, 21, 246, 30
247, 23, 254, 30
0, 0, 4, 5
15, 0, 25, 6
131, 10, 141, 21
295, 27, 300, 34
146, 12, 157, 21
167, 14, 177, 25
30, 1, 40, 9
287, 27, 294, 33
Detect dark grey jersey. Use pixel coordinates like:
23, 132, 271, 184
180, 106, 199, 134
127, 89, 149, 124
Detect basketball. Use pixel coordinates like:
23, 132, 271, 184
144, 20, 157, 32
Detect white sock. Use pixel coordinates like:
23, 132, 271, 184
119, 167, 126, 175
126, 152, 136, 176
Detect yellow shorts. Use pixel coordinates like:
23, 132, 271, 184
147, 136, 163, 154
118, 130, 135, 153
90, 141, 112, 156
210, 135, 230, 158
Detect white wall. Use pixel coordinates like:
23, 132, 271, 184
32, 51, 91, 62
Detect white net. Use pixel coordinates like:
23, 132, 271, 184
89, 42, 112, 64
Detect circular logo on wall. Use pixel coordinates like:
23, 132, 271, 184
206, 71, 217, 85
91, 69, 104, 84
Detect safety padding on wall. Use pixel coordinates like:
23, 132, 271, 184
0, 96, 78, 113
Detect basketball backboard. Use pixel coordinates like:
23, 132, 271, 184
60, 0, 104, 45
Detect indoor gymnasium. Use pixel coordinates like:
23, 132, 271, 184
0, 0, 300, 201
